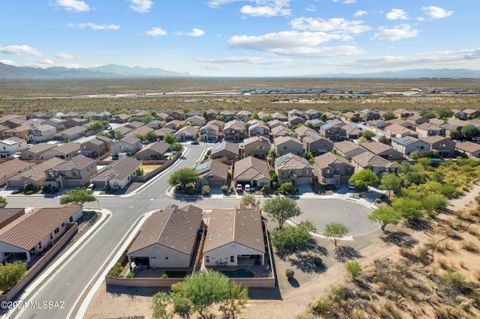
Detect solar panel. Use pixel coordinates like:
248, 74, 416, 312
196, 162, 209, 171
2, 139, 17, 146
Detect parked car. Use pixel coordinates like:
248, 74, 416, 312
191, 140, 199, 145
244, 184, 251, 192
236, 184, 243, 193
348, 183, 356, 190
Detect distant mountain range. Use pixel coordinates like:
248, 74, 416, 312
1, 62, 480, 79
0, 63, 189, 79
310, 69, 480, 79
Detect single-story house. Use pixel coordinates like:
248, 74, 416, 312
174, 126, 199, 142
351, 152, 395, 174
7, 157, 65, 190
0, 137, 28, 158
0, 159, 34, 186
359, 141, 404, 161
54, 126, 87, 141
233, 156, 271, 188
210, 141, 239, 162
196, 160, 229, 187
136, 141, 170, 160
90, 156, 141, 190
391, 136, 430, 156
456, 141, 480, 158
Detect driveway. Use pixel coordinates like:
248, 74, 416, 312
294, 198, 377, 236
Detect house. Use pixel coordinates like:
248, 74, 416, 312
272, 112, 288, 122
0, 137, 27, 158
416, 123, 445, 138
168, 110, 185, 121
288, 116, 305, 126
313, 153, 354, 186
203, 205, 265, 267
288, 109, 305, 118
360, 109, 380, 121
274, 136, 304, 156
199, 124, 219, 142
127, 205, 203, 269
29, 124, 56, 143
2, 125, 30, 140
422, 136, 456, 158
65, 118, 88, 129
54, 126, 87, 141
163, 120, 184, 130
207, 119, 224, 131
341, 112, 360, 123
333, 141, 366, 160
344, 124, 363, 139
359, 141, 404, 161
7, 157, 65, 190
224, 120, 246, 141
351, 152, 394, 174
236, 110, 252, 121
126, 125, 155, 140
392, 137, 430, 156
393, 108, 413, 119
233, 156, 271, 188
210, 141, 239, 162
186, 110, 201, 118
384, 124, 417, 138
45, 142, 81, 160
125, 121, 144, 130
174, 126, 199, 142
306, 109, 322, 119
388, 119, 416, 130
0, 203, 83, 263
275, 153, 313, 186
460, 109, 479, 120
186, 115, 206, 127
20, 143, 57, 161
320, 124, 347, 141
3, 117, 26, 129
80, 136, 112, 158
306, 119, 325, 130
44, 155, 97, 189
295, 126, 318, 139
268, 119, 286, 130
0, 159, 34, 186
112, 114, 130, 123
271, 125, 293, 138
155, 127, 175, 140
456, 141, 480, 158
45, 118, 67, 129
114, 126, 134, 138
409, 114, 428, 125
196, 160, 229, 187
248, 121, 270, 137
90, 156, 141, 190
240, 136, 271, 159
112, 136, 142, 158
136, 141, 170, 160
205, 109, 218, 121
303, 134, 333, 156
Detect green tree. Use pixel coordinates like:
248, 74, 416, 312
392, 197, 425, 221
263, 196, 302, 228
380, 173, 402, 197
381, 112, 396, 120
422, 193, 448, 215
345, 260, 362, 280
163, 133, 177, 144
460, 125, 480, 140
368, 206, 402, 231
437, 108, 454, 119
420, 110, 436, 119
219, 283, 248, 319
278, 181, 297, 195
362, 130, 376, 141
89, 120, 109, 131
0, 262, 27, 291
146, 131, 157, 142
0, 196, 7, 208
323, 223, 349, 252
135, 167, 144, 176
349, 169, 378, 189
168, 168, 199, 191
60, 188, 96, 205
152, 292, 172, 319
268, 148, 278, 161
114, 130, 123, 140
171, 271, 230, 319
272, 221, 315, 253
241, 193, 259, 207
378, 135, 391, 145
170, 142, 183, 152
303, 151, 314, 161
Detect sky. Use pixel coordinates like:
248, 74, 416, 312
0, 0, 479, 76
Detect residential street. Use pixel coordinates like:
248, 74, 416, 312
5, 143, 375, 319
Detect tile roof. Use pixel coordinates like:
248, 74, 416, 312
91, 156, 140, 181
275, 153, 310, 170
233, 156, 270, 181
314, 152, 351, 169
456, 141, 480, 153
53, 154, 95, 171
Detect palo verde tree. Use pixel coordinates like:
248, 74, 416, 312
349, 169, 378, 189
168, 168, 199, 192
60, 188, 96, 205
263, 196, 302, 229
380, 173, 402, 197
368, 206, 402, 232
323, 223, 349, 252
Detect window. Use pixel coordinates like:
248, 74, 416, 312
54, 228, 59, 234
165, 257, 169, 260
230, 256, 234, 263
206, 256, 210, 263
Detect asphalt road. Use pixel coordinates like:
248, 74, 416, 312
5, 143, 376, 319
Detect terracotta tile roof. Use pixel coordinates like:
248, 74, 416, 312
352, 152, 393, 169
204, 205, 265, 253
127, 204, 203, 255
276, 153, 310, 170
0, 203, 82, 251
359, 141, 391, 155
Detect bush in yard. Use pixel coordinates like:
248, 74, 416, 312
135, 167, 144, 176
168, 168, 199, 192
0, 262, 27, 291
0, 196, 7, 208
345, 261, 362, 280
221, 185, 229, 194
201, 185, 210, 196
349, 169, 378, 189
108, 262, 123, 278
286, 268, 295, 279
60, 188, 96, 205
278, 181, 297, 195
392, 197, 425, 221
261, 185, 270, 194
272, 221, 316, 253
240, 193, 259, 207
380, 173, 402, 197
170, 142, 183, 152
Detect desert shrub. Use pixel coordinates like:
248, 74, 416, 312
220, 185, 229, 194
108, 262, 123, 278
201, 185, 211, 196
285, 268, 294, 279
272, 221, 315, 253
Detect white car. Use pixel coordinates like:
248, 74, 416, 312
244, 184, 251, 192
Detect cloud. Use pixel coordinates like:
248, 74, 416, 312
290, 17, 370, 35
422, 6, 453, 20
386, 8, 408, 20
187, 28, 205, 37
354, 10, 367, 17
372, 24, 419, 41
37, 59, 55, 67
228, 31, 364, 57
55, 0, 90, 12
69, 23, 120, 30
208, 0, 237, 8
209, 0, 291, 17
333, 0, 356, 4
56, 52, 75, 59
0, 59, 16, 66
197, 55, 291, 64
129, 0, 153, 13
0, 44, 42, 56
204, 65, 225, 71
145, 27, 167, 37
